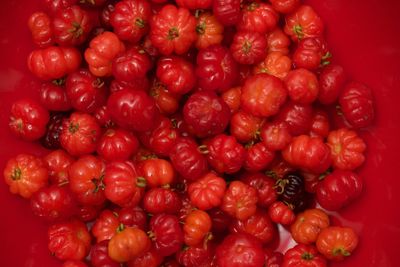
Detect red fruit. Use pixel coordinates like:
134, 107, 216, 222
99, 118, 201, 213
176, 0, 212, 9
254, 51, 292, 80
293, 37, 330, 70
143, 187, 182, 214
204, 134, 246, 174
183, 209, 212, 246
149, 214, 184, 257
221, 86, 242, 114
241, 172, 277, 208
104, 161, 144, 207
339, 81, 375, 128
127, 247, 164, 267
241, 73, 287, 117
48, 219, 91, 261
40, 81, 72, 111
30, 185, 77, 222
68, 155, 106, 206
316, 170, 363, 211
44, 149, 74, 185
110, 0, 152, 43
282, 244, 327, 267
41, 112, 69, 150
196, 44, 239, 92
44, 0, 78, 15
150, 5, 197, 55
276, 102, 313, 136
188, 172, 226, 210
169, 137, 208, 181
216, 233, 264, 267
9, 98, 50, 141
221, 181, 258, 220
139, 158, 175, 187
156, 56, 196, 95
310, 109, 330, 138
107, 89, 158, 132
195, 13, 224, 50
268, 201, 295, 225
62, 260, 88, 267
176, 244, 213, 267
97, 128, 139, 162
244, 142, 275, 172
183, 91, 231, 138
267, 28, 291, 55
260, 121, 292, 151
28, 12, 54, 47
53, 5, 93, 46
283, 135, 331, 174
112, 48, 152, 82
230, 31, 267, 65
318, 64, 346, 105
230, 110, 263, 143
66, 69, 107, 113
60, 112, 101, 156
238, 2, 279, 34
118, 206, 148, 230
150, 80, 180, 115
90, 240, 120, 267
285, 68, 319, 104
3, 154, 49, 199
230, 209, 276, 244
212, 0, 241, 26
91, 209, 120, 243
284, 5, 324, 42
270, 0, 300, 14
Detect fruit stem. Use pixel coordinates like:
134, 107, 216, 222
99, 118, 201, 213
11, 167, 22, 180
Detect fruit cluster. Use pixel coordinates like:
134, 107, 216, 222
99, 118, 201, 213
4, 0, 375, 266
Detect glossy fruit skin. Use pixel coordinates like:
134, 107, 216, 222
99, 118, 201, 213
316, 226, 358, 261
254, 51, 292, 80
97, 128, 139, 162
156, 56, 196, 95
53, 5, 92, 46
267, 28, 291, 55
28, 46, 81, 80
104, 161, 144, 207
9, 98, 50, 141
196, 45, 238, 92
339, 81, 375, 128
293, 37, 329, 70
127, 247, 163, 267
183, 91, 231, 138
282, 244, 327, 267
183, 209, 212, 246
112, 48, 152, 82
28, 12, 54, 47
40, 82, 72, 111
241, 172, 277, 208
327, 128, 366, 170
285, 68, 319, 104
212, 0, 241, 26
150, 80, 180, 115
3, 154, 48, 199
230, 110, 263, 144
188, 172, 226, 210
90, 240, 120, 267
282, 135, 331, 174
143, 187, 182, 214
150, 5, 196, 55
268, 201, 296, 225
41, 112, 68, 150
107, 89, 158, 132
48, 219, 91, 261
149, 214, 184, 257
221, 181, 258, 220
108, 227, 151, 262
66, 69, 107, 113
316, 170, 363, 211
169, 137, 208, 181
176, 0, 212, 9
310, 109, 330, 138
276, 102, 313, 136
318, 64, 346, 105
230, 209, 276, 244
221, 86, 242, 114
110, 0, 151, 43
260, 121, 292, 151
60, 112, 101, 156
45, 0, 78, 15
118, 206, 147, 230
68, 155, 106, 206
205, 134, 246, 174
30, 185, 77, 222
62, 260, 88, 267
139, 158, 174, 187
284, 5, 324, 42
216, 233, 264, 267
290, 209, 330, 245
270, 0, 300, 14
238, 2, 279, 34
276, 172, 308, 211
241, 73, 287, 117
195, 13, 224, 50
176, 245, 213, 267
91, 209, 120, 243
44, 149, 74, 185
244, 143, 275, 172
84, 31, 125, 77
230, 31, 267, 65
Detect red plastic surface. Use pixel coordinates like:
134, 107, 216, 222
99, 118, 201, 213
1, 0, 399, 266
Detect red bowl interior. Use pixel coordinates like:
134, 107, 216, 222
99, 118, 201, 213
1, 0, 399, 266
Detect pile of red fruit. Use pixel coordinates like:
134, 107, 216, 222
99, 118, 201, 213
4, 0, 375, 266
